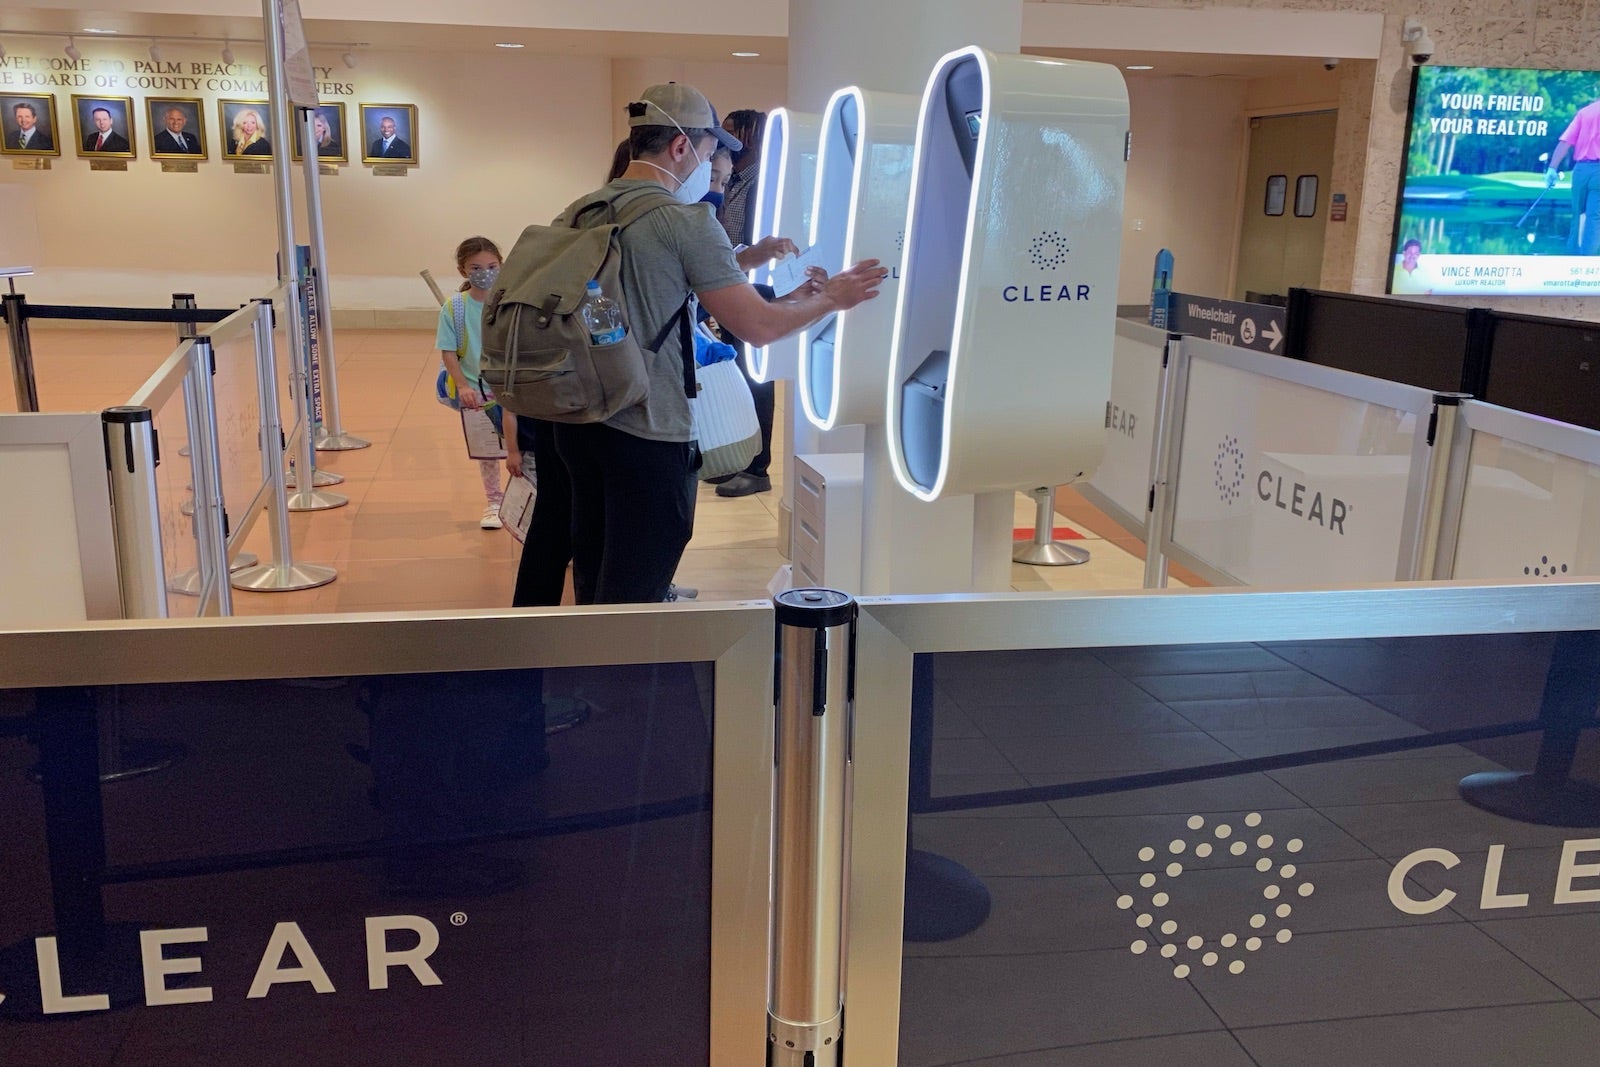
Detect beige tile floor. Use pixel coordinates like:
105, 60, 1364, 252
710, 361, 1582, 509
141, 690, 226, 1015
12, 325, 1184, 617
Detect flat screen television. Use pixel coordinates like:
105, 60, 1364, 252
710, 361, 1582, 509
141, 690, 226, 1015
1389, 64, 1600, 297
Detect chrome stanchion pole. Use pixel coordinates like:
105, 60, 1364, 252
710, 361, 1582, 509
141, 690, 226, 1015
98, 406, 184, 781
187, 337, 233, 617
102, 407, 169, 619
303, 113, 366, 453
4, 291, 39, 412
1012, 485, 1089, 566
1142, 333, 1182, 588
172, 292, 197, 342
1413, 393, 1470, 581
769, 588, 855, 1067
232, 297, 337, 592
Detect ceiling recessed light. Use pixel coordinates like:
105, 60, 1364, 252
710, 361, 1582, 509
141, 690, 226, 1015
1126, 64, 1155, 71
731, 51, 761, 58
495, 42, 525, 49
81, 27, 117, 35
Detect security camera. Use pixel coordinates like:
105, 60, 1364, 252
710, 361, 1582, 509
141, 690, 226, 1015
1401, 18, 1434, 65
1323, 58, 1340, 71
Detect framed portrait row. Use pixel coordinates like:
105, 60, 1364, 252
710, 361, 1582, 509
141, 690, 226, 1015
0, 94, 420, 166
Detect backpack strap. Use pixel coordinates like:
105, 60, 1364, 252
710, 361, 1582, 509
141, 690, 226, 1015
451, 293, 467, 359
644, 299, 698, 400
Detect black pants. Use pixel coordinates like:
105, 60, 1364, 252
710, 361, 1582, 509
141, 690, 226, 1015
553, 422, 696, 605
720, 286, 776, 478
511, 417, 571, 608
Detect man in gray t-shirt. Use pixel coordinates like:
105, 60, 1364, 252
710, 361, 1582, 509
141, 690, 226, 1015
548, 83, 890, 605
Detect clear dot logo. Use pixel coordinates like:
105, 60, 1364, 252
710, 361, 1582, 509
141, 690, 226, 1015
1524, 555, 1569, 578
1028, 230, 1070, 270
1115, 812, 1315, 979
1214, 434, 1246, 504
896, 230, 905, 254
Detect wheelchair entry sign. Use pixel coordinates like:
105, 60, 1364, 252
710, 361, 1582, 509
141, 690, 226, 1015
1170, 292, 1286, 355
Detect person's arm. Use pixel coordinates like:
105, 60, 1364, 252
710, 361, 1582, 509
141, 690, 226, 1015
1548, 140, 1574, 185
698, 260, 889, 348
735, 235, 801, 272
440, 349, 483, 408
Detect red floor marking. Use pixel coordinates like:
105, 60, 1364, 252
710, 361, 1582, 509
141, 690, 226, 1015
1012, 526, 1084, 540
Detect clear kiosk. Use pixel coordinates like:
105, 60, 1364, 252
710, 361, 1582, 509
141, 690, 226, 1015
797, 87, 975, 594
888, 47, 1130, 590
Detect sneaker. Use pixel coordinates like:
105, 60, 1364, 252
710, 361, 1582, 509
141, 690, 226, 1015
668, 583, 699, 600
480, 504, 504, 530
715, 472, 771, 498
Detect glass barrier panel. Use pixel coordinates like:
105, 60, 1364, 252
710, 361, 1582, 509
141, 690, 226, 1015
902, 632, 1600, 1065
211, 326, 267, 553
150, 379, 201, 612
1169, 355, 1420, 584
0, 662, 715, 1064
1451, 431, 1600, 580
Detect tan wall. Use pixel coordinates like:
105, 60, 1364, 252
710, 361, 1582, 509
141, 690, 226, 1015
0, 40, 782, 311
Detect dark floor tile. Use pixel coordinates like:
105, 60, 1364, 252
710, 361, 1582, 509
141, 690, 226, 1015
1094, 646, 1298, 676
991, 731, 1236, 778
1189, 924, 1564, 1028
943, 1030, 1255, 1066
898, 949, 1224, 1066
1043, 773, 1305, 819
1479, 913, 1600, 999
1133, 671, 1343, 704
926, 773, 1055, 818
1235, 1001, 1600, 1067
1206, 722, 1429, 760
1319, 798, 1586, 860
961, 701, 1187, 739
1170, 694, 1413, 733
912, 817, 1099, 877
1063, 807, 1374, 875
1267, 753, 1505, 807
941, 672, 1157, 710
932, 737, 1018, 776
905, 874, 1128, 958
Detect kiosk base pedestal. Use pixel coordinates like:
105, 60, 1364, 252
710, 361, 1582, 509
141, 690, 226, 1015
1013, 539, 1090, 567
1459, 770, 1600, 828
904, 848, 991, 943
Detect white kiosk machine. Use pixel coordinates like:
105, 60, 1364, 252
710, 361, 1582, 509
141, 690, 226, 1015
888, 47, 1129, 590
798, 86, 975, 594
746, 108, 819, 386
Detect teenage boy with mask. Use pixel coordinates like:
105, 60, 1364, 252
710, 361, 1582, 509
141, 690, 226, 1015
549, 83, 888, 605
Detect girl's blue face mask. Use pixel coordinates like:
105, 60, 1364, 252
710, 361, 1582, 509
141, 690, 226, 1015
700, 190, 725, 210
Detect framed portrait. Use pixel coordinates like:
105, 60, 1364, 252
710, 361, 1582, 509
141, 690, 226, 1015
217, 99, 273, 161
146, 98, 207, 160
72, 95, 137, 159
292, 103, 349, 164
1, 94, 62, 157
359, 103, 418, 165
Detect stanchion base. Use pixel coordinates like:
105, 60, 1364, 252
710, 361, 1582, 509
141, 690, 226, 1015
231, 551, 259, 572
1012, 539, 1091, 567
286, 487, 348, 512
168, 568, 201, 596
231, 561, 338, 592
286, 468, 345, 488
0, 923, 150, 1018
904, 848, 991, 943
315, 431, 371, 451
1459, 770, 1600, 828
544, 696, 591, 735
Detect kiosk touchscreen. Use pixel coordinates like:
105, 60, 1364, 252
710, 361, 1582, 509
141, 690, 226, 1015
745, 108, 820, 386
798, 87, 919, 431
888, 48, 1129, 510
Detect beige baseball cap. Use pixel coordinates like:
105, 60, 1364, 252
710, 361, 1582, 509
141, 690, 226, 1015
630, 83, 743, 152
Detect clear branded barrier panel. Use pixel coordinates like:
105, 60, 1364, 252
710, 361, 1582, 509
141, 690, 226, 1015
1446, 402, 1600, 581
148, 370, 201, 609
1165, 339, 1433, 585
0, 606, 773, 1065
850, 586, 1600, 1066
1085, 320, 1168, 534
209, 323, 268, 557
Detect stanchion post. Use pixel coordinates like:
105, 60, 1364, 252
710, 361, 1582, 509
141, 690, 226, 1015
231, 298, 337, 592
1413, 392, 1470, 581
1012, 485, 1090, 567
302, 109, 367, 452
186, 337, 233, 616
1142, 333, 1182, 589
101, 406, 169, 618
769, 588, 856, 1067
4, 291, 40, 412
172, 293, 197, 343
